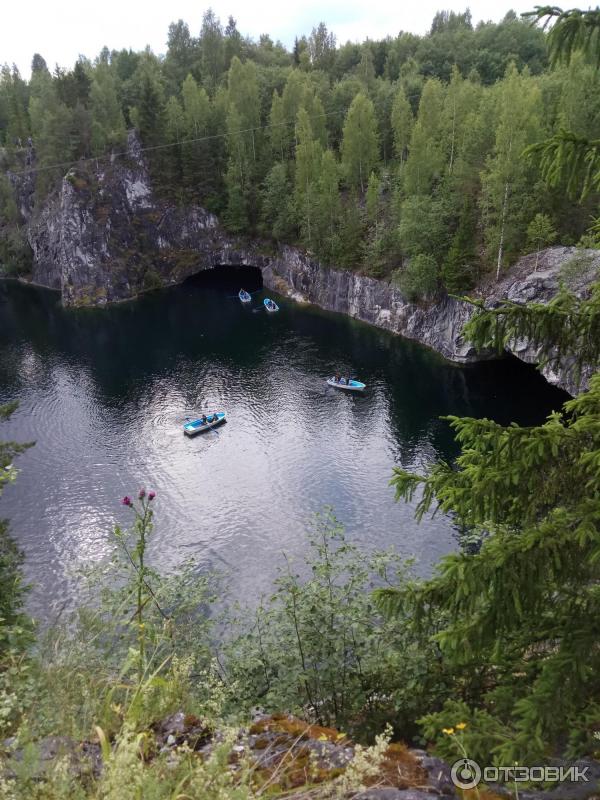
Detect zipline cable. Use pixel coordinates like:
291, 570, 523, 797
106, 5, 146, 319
7, 109, 348, 178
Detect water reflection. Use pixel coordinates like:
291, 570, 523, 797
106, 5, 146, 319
0, 277, 568, 619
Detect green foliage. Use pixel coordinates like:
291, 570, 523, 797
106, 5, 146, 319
403, 78, 445, 195
222, 510, 445, 739
341, 92, 379, 193
479, 63, 543, 275
462, 280, 600, 384
524, 6, 600, 200
527, 129, 600, 200
394, 253, 438, 301
293, 107, 322, 248
525, 6, 600, 69
390, 86, 413, 162
314, 149, 342, 262
578, 215, 600, 249
378, 269, 600, 762
527, 212, 557, 252
397, 195, 449, 259
0, 176, 31, 275
89, 64, 126, 155
527, 212, 557, 269
441, 198, 479, 292
381, 373, 600, 761
1, 8, 600, 280
419, 703, 506, 765
261, 162, 295, 241
0, 403, 34, 737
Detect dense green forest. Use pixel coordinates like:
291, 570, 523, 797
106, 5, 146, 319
1, 6, 600, 798
1, 8, 600, 296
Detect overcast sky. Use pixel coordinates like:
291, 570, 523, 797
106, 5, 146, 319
2, 0, 529, 77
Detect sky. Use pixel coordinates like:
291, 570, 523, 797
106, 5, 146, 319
1, 0, 530, 77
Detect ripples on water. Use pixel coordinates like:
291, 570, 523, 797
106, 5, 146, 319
0, 274, 568, 619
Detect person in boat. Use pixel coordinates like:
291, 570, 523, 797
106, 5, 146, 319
201, 414, 207, 424
334, 374, 340, 382
211, 414, 218, 423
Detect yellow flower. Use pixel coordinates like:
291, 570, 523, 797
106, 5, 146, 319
442, 727, 455, 735
456, 722, 467, 730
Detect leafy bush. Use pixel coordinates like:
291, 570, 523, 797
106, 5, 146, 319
222, 510, 448, 740
142, 268, 163, 292
393, 254, 438, 301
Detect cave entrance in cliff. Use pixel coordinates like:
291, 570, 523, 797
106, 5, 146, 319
183, 265, 263, 293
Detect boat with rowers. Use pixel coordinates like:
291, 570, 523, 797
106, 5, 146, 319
327, 376, 366, 392
183, 411, 227, 436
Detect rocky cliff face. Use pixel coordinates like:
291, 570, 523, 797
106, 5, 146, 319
8, 132, 599, 394
265, 245, 599, 395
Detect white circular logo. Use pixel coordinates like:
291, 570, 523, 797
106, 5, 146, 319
451, 758, 482, 789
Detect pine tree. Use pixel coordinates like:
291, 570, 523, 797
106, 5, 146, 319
524, 6, 600, 199
341, 92, 379, 193
199, 9, 225, 94
180, 74, 211, 199
308, 23, 336, 71
356, 47, 376, 93
164, 96, 185, 194
390, 86, 413, 164
282, 70, 307, 157
225, 105, 249, 231
301, 89, 327, 148
89, 64, 126, 155
225, 57, 261, 226
403, 78, 445, 195
294, 108, 323, 248
527, 212, 557, 271
378, 226, 600, 763
268, 90, 286, 161
398, 195, 449, 259
182, 74, 210, 136
395, 253, 438, 301
261, 162, 295, 241
315, 149, 341, 260
479, 64, 543, 279
224, 16, 243, 66
441, 198, 478, 292
133, 66, 168, 188
164, 21, 196, 92
365, 171, 381, 227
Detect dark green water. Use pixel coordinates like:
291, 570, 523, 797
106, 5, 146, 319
0, 274, 568, 618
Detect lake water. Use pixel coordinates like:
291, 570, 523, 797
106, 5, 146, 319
0, 273, 568, 620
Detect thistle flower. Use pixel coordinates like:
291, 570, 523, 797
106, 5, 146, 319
148, 491, 156, 501
138, 488, 146, 500
121, 496, 132, 507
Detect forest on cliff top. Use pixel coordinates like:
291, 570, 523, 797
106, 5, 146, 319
1, 9, 600, 798
1, 9, 600, 295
